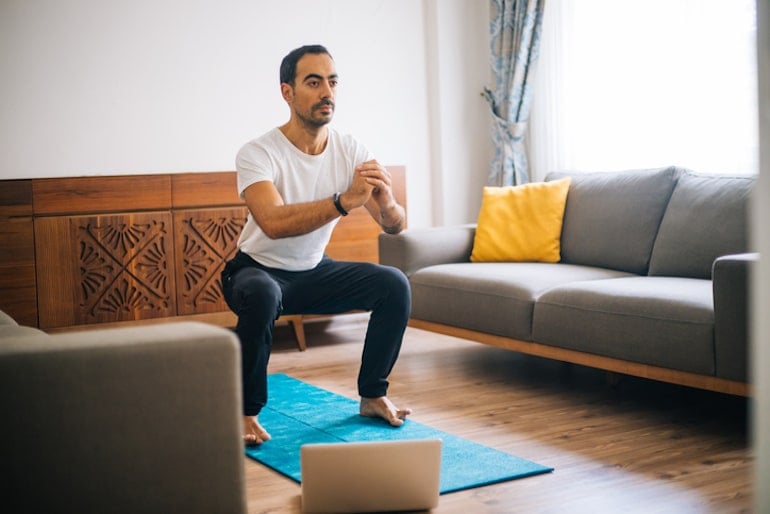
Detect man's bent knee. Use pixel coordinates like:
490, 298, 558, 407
229, 270, 282, 320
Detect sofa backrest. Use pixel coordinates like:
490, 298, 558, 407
546, 167, 678, 274
648, 170, 755, 279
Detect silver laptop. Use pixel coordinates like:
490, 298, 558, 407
300, 439, 442, 513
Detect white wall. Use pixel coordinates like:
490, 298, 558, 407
0, 0, 492, 229
424, 0, 491, 225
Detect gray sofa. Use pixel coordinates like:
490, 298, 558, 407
0, 311, 247, 514
380, 167, 756, 395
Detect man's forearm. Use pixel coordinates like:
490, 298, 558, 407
379, 203, 406, 234
250, 197, 342, 239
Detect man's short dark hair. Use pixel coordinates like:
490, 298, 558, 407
280, 44, 332, 86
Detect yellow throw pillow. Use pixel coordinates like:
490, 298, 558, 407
470, 177, 571, 263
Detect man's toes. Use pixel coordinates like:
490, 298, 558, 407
244, 434, 260, 446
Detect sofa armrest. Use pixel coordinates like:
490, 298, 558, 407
0, 321, 246, 514
379, 224, 476, 276
713, 252, 757, 382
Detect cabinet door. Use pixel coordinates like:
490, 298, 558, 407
173, 207, 247, 315
0, 217, 37, 326
0, 180, 37, 326
35, 212, 176, 328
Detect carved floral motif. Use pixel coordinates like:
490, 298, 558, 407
176, 211, 246, 314
76, 215, 174, 323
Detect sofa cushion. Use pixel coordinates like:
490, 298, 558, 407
546, 167, 678, 275
532, 276, 715, 375
648, 171, 754, 279
470, 178, 571, 263
410, 262, 632, 341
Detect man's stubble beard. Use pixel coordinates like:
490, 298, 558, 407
295, 101, 334, 129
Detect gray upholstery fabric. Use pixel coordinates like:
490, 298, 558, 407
533, 276, 715, 375
0, 324, 48, 338
648, 171, 755, 279
379, 224, 476, 277
410, 262, 632, 340
0, 321, 246, 514
546, 167, 678, 274
713, 253, 756, 381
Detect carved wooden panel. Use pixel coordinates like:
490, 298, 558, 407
36, 212, 176, 328
73, 212, 176, 324
173, 207, 247, 315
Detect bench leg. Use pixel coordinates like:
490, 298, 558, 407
283, 315, 307, 351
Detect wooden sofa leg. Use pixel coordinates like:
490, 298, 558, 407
286, 315, 307, 351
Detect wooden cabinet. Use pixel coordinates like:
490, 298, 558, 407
0, 168, 405, 343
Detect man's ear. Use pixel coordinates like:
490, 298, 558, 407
280, 83, 293, 103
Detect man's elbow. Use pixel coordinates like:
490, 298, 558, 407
255, 220, 285, 240
381, 222, 405, 235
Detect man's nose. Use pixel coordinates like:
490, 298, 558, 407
320, 80, 334, 98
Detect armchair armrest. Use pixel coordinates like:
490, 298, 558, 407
713, 252, 758, 382
0, 321, 246, 513
379, 224, 476, 276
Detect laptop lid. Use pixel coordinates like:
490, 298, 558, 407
300, 439, 442, 513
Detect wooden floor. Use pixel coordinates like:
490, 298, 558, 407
245, 315, 752, 514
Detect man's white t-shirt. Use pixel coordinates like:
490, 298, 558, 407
235, 127, 373, 271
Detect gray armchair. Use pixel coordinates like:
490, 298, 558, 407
0, 316, 246, 514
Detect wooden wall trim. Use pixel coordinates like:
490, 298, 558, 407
0, 180, 33, 217
32, 175, 172, 216
171, 172, 242, 208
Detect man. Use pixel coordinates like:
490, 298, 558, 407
222, 44, 412, 445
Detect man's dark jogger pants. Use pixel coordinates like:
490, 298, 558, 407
221, 251, 411, 416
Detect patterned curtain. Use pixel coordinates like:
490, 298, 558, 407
483, 0, 546, 186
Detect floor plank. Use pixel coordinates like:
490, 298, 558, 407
244, 314, 751, 514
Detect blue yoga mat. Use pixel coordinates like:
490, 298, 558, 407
245, 374, 552, 494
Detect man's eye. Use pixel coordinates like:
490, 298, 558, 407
330, 80, 339, 87
308, 81, 318, 87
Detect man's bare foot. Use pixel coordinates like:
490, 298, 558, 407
360, 396, 412, 427
243, 415, 271, 446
